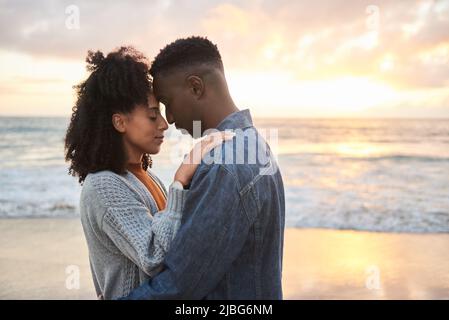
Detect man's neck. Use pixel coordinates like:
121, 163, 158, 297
201, 100, 239, 133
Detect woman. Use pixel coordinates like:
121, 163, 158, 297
64, 47, 231, 299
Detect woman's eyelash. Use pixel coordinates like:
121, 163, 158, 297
148, 109, 160, 117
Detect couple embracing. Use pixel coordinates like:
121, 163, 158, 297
65, 36, 285, 300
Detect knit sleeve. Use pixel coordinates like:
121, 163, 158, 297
151, 183, 188, 256
89, 173, 188, 277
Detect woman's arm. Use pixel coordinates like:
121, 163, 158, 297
97, 131, 234, 277
97, 178, 187, 277
150, 181, 187, 260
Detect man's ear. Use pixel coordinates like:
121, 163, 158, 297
186, 75, 204, 99
112, 113, 126, 133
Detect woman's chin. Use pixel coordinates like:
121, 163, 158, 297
147, 145, 161, 155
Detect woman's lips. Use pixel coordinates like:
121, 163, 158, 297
155, 136, 164, 144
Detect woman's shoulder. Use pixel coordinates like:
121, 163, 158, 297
83, 170, 124, 189
82, 170, 134, 207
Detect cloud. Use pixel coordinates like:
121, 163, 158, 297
0, 0, 448, 116
0, 0, 447, 84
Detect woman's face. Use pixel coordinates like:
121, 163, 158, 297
120, 94, 169, 156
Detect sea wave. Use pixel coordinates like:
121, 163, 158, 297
1, 117, 449, 234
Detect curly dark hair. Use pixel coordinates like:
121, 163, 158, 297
150, 36, 223, 77
65, 46, 152, 184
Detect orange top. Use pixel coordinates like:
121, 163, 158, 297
127, 163, 167, 211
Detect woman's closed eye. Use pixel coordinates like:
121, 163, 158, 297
148, 108, 160, 120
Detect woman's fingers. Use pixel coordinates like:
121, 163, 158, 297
184, 131, 235, 164
175, 131, 236, 186
199, 131, 235, 159
200, 131, 235, 156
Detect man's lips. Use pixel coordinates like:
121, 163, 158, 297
155, 135, 164, 143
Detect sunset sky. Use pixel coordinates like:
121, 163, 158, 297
0, 0, 448, 118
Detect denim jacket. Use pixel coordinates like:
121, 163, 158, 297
122, 109, 285, 300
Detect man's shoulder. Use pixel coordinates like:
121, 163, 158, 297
194, 124, 279, 189
195, 156, 268, 195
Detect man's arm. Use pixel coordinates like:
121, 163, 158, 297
122, 164, 255, 299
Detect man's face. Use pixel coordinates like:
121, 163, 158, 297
153, 72, 198, 136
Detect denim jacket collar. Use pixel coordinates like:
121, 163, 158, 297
216, 109, 253, 131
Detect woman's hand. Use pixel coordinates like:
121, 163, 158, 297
174, 131, 235, 188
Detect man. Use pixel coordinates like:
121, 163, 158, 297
123, 36, 285, 299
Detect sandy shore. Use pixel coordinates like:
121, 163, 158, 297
1, 218, 448, 299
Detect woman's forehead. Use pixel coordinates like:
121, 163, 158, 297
148, 93, 159, 104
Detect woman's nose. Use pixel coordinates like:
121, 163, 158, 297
158, 115, 169, 131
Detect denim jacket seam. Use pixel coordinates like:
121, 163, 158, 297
253, 219, 263, 298
218, 165, 264, 221
240, 173, 264, 196
238, 178, 263, 223
210, 164, 258, 225
217, 164, 241, 188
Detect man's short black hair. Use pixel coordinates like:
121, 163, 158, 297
150, 36, 223, 77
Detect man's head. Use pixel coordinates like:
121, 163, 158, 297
150, 36, 228, 136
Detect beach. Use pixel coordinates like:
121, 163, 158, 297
1, 218, 448, 299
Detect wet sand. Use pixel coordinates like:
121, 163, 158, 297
283, 228, 449, 299
1, 218, 448, 299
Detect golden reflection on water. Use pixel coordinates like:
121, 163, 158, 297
277, 141, 390, 158
334, 142, 384, 157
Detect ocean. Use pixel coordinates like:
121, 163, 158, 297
1, 116, 448, 233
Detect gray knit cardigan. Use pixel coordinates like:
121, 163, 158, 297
79, 169, 188, 299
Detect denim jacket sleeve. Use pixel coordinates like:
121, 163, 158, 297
121, 164, 256, 299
